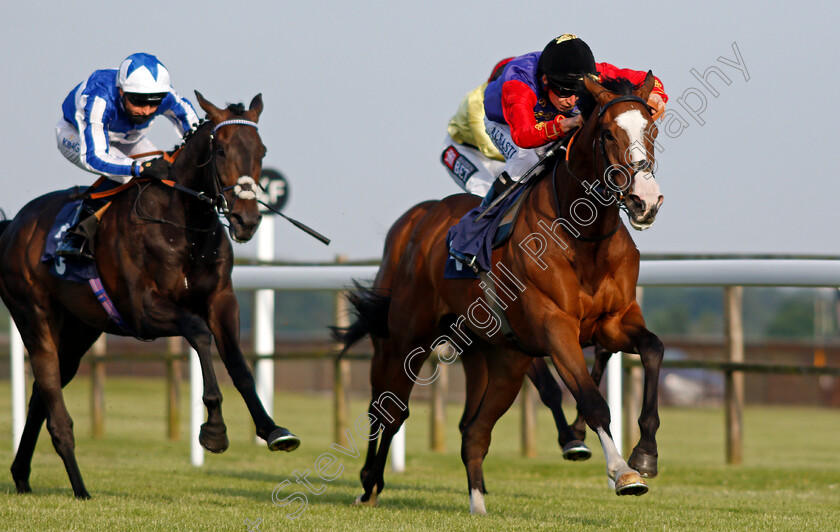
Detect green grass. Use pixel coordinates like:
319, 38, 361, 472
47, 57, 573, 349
0, 377, 838, 531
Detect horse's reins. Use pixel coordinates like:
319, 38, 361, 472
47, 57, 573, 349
557, 95, 654, 242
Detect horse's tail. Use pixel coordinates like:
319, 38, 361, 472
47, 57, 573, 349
330, 280, 391, 359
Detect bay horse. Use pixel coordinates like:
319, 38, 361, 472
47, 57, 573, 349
0, 92, 300, 499
336, 74, 665, 513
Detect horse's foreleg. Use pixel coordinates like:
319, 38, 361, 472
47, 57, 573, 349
626, 328, 664, 478
181, 317, 230, 454
206, 291, 299, 452
599, 307, 664, 479
545, 319, 647, 496
570, 346, 613, 443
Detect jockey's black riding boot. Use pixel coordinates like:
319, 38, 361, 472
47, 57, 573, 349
56, 201, 99, 261
478, 171, 515, 209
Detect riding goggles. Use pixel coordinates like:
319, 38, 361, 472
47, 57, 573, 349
125, 92, 167, 107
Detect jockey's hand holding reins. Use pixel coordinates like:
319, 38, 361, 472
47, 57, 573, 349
139, 158, 172, 180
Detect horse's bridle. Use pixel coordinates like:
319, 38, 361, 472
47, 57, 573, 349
560, 94, 655, 233
205, 119, 261, 217
133, 119, 262, 231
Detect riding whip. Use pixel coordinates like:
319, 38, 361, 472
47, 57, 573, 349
259, 201, 331, 245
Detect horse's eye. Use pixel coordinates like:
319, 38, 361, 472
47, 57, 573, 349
603, 130, 615, 142
215, 147, 226, 158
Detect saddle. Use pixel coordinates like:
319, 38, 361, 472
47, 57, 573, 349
444, 177, 539, 280
41, 195, 99, 282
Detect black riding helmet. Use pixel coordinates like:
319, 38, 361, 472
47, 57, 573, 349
538, 34, 598, 96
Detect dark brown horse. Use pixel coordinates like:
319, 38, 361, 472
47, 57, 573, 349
336, 74, 665, 513
0, 92, 299, 499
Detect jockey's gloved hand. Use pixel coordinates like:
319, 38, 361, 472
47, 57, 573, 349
140, 158, 172, 180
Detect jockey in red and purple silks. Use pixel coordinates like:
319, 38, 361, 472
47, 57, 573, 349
447, 34, 669, 272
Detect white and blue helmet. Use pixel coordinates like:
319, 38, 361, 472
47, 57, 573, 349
117, 53, 171, 99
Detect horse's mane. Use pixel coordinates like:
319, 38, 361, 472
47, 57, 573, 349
226, 103, 246, 115
575, 77, 639, 119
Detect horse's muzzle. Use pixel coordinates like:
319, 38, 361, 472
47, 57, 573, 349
228, 212, 262, 242
626, 193, 663, 230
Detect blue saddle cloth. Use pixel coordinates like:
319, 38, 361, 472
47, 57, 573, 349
41, 199, 98, 283
445, 186, 526, 277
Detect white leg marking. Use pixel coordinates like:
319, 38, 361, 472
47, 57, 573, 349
469, 488, 486, 515
596, 427, 629, 480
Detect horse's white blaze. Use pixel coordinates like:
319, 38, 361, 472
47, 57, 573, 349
615, 109, 662, 218
596, 427, 629, 480
469, 488, 486, 515
615, 110, 647, 163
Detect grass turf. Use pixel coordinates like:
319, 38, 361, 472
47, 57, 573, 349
0, 376, 838, 531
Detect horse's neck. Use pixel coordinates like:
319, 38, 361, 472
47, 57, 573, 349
172, 128, 212, 192
132, 127, 220, 237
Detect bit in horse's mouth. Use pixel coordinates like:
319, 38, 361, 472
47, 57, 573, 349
629, 217, 654, 231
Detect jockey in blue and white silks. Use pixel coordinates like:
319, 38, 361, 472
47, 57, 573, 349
53, 53, 200, 260
56, 52, 199, 184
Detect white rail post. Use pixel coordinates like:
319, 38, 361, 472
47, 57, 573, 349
190, 348, 204, 466
11, 320, 25, 454
254, 219, 275, 444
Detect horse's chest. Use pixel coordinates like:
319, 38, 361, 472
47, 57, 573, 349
579, 279, 624, 322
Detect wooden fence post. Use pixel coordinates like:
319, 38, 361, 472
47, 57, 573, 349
333, 255, 350, 447
521, 380, 537, 458
167, 336, 182, 441
724, 286, 745, 465
429, 355, 447, 452
91, 335, 106, 439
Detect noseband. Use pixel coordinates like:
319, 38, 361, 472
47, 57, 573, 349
206, 119, 261, 216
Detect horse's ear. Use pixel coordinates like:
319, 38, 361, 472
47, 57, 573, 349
194, 90, 224, 122
584, 75, 613, 106
248, 93, 264, 120
636, 71, 656, 102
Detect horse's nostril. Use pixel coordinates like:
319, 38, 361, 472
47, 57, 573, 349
628, 194, 645, 211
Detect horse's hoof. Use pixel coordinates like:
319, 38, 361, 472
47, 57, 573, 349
614, 470, 648, 496
562, 440, 592, 461
14, 479, 32, 494
74, 489, 92, 500
199, 423, 229, 453
354, 491, 379, 507
628, 449, 658, 478
267, 427, 301, 452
